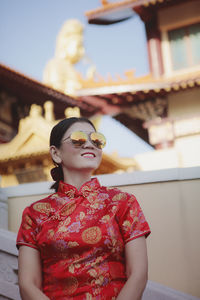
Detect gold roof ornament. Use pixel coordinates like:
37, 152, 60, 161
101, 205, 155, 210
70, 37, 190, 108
0, 102, 56, 161
65, 107, 81, 118
44, 101, 55, 122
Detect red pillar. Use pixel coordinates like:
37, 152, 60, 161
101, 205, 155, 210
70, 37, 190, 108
145, 14, 164, 78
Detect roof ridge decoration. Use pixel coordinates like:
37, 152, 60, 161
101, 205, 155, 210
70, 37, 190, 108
76, 69, 200, 96
79, 70, 154, 89
0, 103, 55, 161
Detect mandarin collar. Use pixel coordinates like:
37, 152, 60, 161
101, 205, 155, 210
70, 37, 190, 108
58, 178, 101, 198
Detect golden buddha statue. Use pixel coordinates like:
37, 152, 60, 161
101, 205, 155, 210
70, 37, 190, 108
43, 19, 86, 95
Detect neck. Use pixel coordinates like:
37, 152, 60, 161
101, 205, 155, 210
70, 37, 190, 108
62, 168, 92, 190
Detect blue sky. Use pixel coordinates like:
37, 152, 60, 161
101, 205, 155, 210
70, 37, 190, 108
0, 0, 153, 157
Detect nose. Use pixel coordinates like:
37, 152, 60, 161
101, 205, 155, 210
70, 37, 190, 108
82, 138, 95, 149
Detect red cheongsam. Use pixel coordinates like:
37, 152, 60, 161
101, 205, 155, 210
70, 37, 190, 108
17, 178, 150, 300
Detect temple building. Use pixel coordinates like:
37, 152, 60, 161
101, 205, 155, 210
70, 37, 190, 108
77, 0, 200, 169
1, 0, 200, 186
0, 100, 136, 187
42, 0, 200, 170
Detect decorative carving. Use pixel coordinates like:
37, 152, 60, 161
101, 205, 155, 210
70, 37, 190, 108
124, 97, 167, 121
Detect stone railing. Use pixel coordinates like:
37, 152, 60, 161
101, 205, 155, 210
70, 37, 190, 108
143, 281, 200, 300
0, 188, 8, 230
0, 186, 20, 300
0, 229, 20, 300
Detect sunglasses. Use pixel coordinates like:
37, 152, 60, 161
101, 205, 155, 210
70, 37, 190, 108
62, 131, 106, 149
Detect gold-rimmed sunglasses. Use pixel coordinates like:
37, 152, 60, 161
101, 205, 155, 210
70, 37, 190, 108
62, 131, 106, 149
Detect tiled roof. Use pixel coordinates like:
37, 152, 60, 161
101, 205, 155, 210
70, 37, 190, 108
0, 64, 99, 117
76, 70, 200, 107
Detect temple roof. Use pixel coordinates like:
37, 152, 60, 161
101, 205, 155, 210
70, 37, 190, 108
77, 70, 200, 109
76, 69, 200, 143
0, 104, 136, 186
0, 64, 99, 119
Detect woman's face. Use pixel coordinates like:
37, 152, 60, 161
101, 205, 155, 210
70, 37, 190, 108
52, 122, 103, 173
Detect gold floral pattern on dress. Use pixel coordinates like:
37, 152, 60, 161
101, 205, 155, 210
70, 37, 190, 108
68, 241, 79, 248
86, 293, 93, 300
33, 202, 51, 213
79, 211, 85, 220
64, 189, 76, 199
88, 269, 98, 278
82, 226, 102, 244
112, 193, 127, 202
122, 220, 131, 232
101, 215, 110, 223
23, 214, 32, 230
60, 201, 76, 216
57, 217, 71, 233
47, 229, 55, 239
81, 185, 93, 197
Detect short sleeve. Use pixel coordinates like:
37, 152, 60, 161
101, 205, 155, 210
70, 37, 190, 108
16, 206, 39, 250
117, 193, 151, 244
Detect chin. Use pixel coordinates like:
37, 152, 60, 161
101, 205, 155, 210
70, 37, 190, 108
79, 160, 100, 171
82, 163, 99, 171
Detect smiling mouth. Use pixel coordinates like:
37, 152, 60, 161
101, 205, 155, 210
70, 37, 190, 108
81, 152, 96, 158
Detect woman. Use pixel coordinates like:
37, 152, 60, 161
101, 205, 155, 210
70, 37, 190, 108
17, 117, 150, 300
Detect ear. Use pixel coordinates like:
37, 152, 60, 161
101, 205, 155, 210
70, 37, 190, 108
50, 145, 62, 164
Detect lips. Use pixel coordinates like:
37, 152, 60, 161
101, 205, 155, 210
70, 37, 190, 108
81, 152, 96, 157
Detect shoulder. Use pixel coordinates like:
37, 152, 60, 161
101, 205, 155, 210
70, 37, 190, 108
23, 193, 57, 220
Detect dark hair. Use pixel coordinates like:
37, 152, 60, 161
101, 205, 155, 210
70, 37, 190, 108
50, 117, 96, 191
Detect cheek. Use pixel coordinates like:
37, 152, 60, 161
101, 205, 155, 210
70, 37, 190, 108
96, 150, 103, 163
60, 145, 78, 162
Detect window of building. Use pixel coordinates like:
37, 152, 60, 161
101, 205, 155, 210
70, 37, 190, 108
168, 23, 200, 71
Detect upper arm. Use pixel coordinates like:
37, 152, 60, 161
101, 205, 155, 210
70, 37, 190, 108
18, 246, 42, 290
125, 236, 148, 280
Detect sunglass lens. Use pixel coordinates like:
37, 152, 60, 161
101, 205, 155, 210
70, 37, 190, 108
90, 132, 106, 149
70, 131, 87, 147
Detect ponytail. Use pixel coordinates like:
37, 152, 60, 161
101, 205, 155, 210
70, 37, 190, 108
50, 165, 64, 192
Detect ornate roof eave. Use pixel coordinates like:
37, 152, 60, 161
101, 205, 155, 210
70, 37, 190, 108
76, 72, 200, 111
85, 0, 174, 25
0, 64, 99, 118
